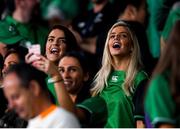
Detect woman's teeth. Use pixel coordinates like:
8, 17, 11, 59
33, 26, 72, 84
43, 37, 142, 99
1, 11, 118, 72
113, 42, 121, 48
50, 48, 59, 54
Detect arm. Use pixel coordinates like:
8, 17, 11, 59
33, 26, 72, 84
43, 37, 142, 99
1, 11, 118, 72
159, 124, 174, 128
133, 79, 148, 128
160, 36, 166, 55
26, 54, 87, 121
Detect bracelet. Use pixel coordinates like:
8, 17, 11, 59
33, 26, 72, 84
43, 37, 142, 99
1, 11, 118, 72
47, 76, 63, 84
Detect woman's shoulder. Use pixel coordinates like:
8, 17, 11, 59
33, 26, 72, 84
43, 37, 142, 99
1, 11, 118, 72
134, 70, 149, 87
148, 71, 170, 91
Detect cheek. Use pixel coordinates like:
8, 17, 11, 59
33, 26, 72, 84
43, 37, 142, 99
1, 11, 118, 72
71, 72, 81, 82
45, 42, 50, 52
60, 44, 67, 53
122, 39, 131, 48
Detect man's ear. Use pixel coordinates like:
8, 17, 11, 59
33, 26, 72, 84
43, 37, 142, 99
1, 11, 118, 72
124, 5, 138, 20
83, 72, 89, 82
29, 80, 41, 97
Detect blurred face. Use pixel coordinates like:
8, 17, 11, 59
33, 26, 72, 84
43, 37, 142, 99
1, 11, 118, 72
58, 57, 87, 94
19, 0, 38, 12
0, 43, 8, 57
2, 53, 20, 77
3, 73, 35, 120
46, 29, 67, 62
108, 26, 132, 57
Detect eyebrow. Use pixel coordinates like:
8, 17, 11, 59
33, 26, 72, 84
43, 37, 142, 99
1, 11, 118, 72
110, 32, 128, 35
8, 61, 18, 64
58, 66, 81, 71
48, 36, 66, 39
48, 36, 55, 39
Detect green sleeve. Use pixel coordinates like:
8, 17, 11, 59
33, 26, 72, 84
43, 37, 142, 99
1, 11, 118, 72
46, 76, 59, 105
161, 7, 180, 42
76, 96, 107, 127
145, 74, 176, 126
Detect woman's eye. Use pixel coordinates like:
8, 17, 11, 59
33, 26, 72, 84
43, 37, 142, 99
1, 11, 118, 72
110, 35, 115, 39
69, 68, 77, 72
58, 68, 64, 73
58, 39, 66, 44
48, 38, 53, 42
121, 34, 128, 38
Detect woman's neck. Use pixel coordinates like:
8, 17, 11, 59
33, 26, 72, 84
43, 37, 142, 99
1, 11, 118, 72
112, 56, 130, 71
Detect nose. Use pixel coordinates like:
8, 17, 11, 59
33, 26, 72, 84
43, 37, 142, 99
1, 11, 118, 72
62, 70, 70, 79
52, 39, 59, 46
2, 66, 7, 77
114, 34, 120, 40
8, 100, 15, 110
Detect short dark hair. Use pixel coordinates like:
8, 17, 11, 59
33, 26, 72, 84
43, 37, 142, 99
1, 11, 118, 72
61, 51, 89, 74
5, 63, 48, 92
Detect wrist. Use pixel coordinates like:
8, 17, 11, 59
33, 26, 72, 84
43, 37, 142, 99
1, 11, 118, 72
48, 75, 63, 84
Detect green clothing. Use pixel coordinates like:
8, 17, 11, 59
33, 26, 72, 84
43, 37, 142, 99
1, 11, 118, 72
145, 72, 179, 127
146, 0, 174, 58
40, 0, 80, 20
161, 7, 180, 42
77, 96, 107, 127
46, 76, 59, 105
78, 70, 148, 128
3, 15, 48, 52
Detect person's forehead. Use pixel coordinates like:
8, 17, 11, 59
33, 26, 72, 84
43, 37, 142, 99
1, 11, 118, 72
3, 73, 21, 87
59, 57, 81, 67
49, 29, 65, 37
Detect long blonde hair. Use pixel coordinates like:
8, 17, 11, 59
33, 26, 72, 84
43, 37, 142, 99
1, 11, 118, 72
91, 21, 142, 96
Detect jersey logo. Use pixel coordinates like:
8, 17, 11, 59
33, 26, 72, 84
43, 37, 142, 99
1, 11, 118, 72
111, 75, 118, 82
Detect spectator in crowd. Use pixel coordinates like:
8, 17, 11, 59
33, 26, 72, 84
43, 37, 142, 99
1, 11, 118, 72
40, 0, 82, 27
2, 46, 28, 76
1, 0, 48, 52
58, 51, 91, 104
71, 0, 116, 54
96, 0, 157, 76
29, 21, 148, 127
89, 20, 148, 127
44, 25, 80, 65
2, 63, 80, 128
26, 24, 80, 104
0, 21, 25, 57
145, 20, 180, 128
0, 46, 28, 128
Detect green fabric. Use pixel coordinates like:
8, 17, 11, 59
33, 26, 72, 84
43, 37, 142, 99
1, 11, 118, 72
146, 0, 161, 58
3, 15, 48, 52
78, 70, 147, 127
46, 76, 59, 105
147, 0, 171, 58
161, 7, 180, 42
77, 96, 107, 126
100, 70, 147, 128
145, 72, 177, 127
40, 0, 80, 20
0, 21, 25, 44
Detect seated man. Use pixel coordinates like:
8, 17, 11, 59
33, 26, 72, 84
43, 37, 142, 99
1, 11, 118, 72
2, 63, 80, 128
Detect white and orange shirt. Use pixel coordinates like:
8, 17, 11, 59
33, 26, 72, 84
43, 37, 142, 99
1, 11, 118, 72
27, 105, 80, 128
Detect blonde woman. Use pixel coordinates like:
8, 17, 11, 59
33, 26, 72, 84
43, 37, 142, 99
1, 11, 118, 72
29, 21, 148, 127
